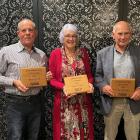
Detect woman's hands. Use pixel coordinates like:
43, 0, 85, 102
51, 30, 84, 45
63, 82, 94, 99
63, 86, 77, 98
87, 83, 94, 94
46, 71, 53, 81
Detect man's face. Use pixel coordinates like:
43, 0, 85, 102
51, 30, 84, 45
112, 23, 131, 48
17, 20, 37, 49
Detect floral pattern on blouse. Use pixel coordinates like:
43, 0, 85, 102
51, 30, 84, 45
60, 47, 91, 140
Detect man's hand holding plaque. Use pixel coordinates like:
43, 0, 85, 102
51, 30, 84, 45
130, 88, 140, 101
111, 78, 135, 97
63, 75, 93, 98
20, 67, 47, 88
13, 79, 29, 93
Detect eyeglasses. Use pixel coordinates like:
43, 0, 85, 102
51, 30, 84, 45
64, 35, 77, 38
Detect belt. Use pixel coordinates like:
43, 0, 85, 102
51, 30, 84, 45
5, 93, 41, 103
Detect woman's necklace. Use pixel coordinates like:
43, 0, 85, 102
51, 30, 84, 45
64, 48, 76, 64
67, 55, 75, 64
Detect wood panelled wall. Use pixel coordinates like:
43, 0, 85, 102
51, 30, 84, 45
0, 0, 140, 139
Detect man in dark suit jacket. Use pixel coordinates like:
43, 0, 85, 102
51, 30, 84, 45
95, 21, 140, 140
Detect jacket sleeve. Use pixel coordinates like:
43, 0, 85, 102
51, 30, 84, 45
82, 48, 94, 84
95, 51, 108, 90
49, 49, 64, 90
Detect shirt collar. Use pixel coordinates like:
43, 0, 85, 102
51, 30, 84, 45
17, 41, 38, 53
114, 44, 130, 54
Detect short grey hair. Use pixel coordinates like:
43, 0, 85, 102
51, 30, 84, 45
17, 18, 36, 31
59, 23, 79, 44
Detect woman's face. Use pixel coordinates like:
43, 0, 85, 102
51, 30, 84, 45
63, 29, 77, 50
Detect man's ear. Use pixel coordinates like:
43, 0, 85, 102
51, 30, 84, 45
112, 32, 115, 40
17, 30, 20, 38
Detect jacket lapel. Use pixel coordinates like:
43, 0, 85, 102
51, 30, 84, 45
106, 46, 114, 81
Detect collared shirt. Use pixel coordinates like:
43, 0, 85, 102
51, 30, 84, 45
0, 41, 47, 96
114, 46, 135, 78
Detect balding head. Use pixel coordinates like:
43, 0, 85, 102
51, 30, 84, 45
113, 21, 132, 34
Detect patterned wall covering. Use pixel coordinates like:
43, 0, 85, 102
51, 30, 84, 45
40, 0, 119, 57
0, 0, 33, 47
128, 0, 140, 46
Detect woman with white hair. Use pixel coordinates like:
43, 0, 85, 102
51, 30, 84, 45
49, 23, 94, 140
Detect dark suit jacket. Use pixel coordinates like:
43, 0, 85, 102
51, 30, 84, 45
95, 44, 140, 115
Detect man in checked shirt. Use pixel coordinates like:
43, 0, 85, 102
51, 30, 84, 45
0, 18, 52, 140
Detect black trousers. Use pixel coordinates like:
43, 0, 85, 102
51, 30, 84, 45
6, 94, 41, 140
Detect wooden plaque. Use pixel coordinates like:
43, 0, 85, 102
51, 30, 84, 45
64, 75, 90, 95
20, 67, 47, 87
111, 78, 135, 97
